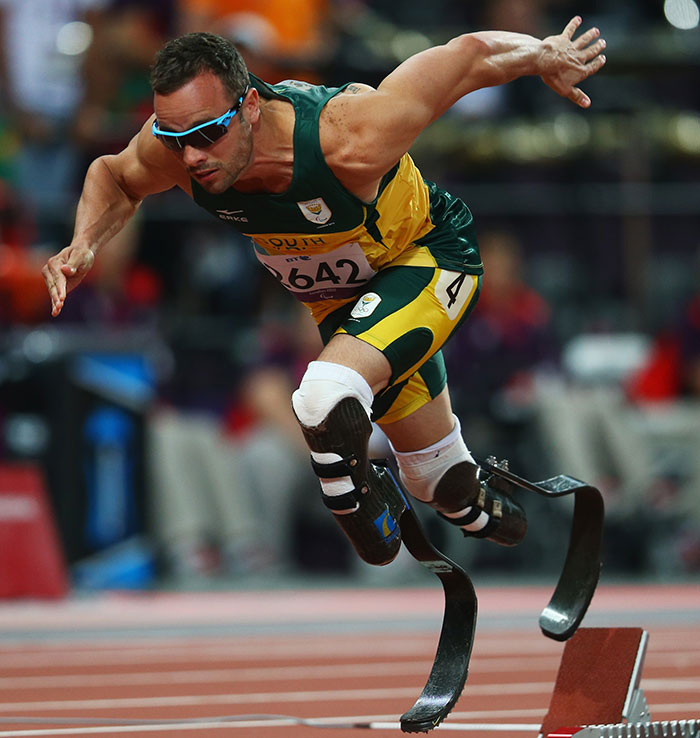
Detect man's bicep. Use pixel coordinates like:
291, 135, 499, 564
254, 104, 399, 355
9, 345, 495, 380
105, 126, 186, 203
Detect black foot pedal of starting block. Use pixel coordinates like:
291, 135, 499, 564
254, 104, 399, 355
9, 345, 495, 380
475, 457, 604, 641
372, 462, 478, 734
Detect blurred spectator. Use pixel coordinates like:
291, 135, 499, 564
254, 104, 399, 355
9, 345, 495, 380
678, 293, 700, 398
444, 230, 559, 471
76, 0, 177, 161
0, 0, 107, 247
178, 0, 331, 81
624, 291, 700, 571
148, 299, 356, 579
0, 183, 49, 325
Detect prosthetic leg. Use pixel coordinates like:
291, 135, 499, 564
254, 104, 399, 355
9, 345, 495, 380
397, 457, 604, 732
299, 397, 406, 566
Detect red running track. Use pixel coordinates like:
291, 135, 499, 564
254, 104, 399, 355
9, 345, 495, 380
0, 583, 698, 737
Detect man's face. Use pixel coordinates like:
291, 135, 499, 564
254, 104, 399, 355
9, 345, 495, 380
153, 72, 253, 193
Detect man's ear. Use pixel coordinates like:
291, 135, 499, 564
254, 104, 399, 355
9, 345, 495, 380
244, 86, 261, 124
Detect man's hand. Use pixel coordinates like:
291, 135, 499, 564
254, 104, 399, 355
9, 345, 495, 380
42, 244, 96, 317
539, 16, 606, 108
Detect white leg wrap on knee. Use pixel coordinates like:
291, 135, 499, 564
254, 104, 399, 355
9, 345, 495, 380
291, 360, 373, 427
292, 361, 374, 502
391, 416, 475, 503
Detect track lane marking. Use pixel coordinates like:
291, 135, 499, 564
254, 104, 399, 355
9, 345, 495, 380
2, 678, 700, 713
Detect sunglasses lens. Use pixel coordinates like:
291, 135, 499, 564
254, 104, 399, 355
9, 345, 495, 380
154, 121, 229, 150
191, 124, 227, 146
157, 135, 183, 151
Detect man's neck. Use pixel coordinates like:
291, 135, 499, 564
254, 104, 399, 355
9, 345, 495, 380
234, 98, 295, 194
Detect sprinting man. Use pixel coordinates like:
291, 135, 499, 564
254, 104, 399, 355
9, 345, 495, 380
43, 18, 606, 567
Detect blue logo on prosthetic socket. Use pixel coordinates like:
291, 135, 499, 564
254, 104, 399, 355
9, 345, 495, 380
374, 508, 399, 542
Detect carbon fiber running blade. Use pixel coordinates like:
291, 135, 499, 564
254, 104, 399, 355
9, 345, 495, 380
395, 501, 477, 733
475, 458, 604, 641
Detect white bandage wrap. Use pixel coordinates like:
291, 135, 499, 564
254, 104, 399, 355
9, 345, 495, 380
292, 361, 374, 503
392, 418, 487, 531
292, 360, 373, 427
442, 507, 490, 531
391, 415, 475, 503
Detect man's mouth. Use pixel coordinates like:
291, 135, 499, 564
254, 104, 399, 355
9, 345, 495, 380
191, 168, 217, 181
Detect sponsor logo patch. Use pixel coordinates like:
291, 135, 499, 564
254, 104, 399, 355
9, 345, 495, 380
373, 508, 399, 541
350, 292, 381, 318
216, 208, 248, 223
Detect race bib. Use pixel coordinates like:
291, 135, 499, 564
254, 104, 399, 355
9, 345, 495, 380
255, 241, 376, 302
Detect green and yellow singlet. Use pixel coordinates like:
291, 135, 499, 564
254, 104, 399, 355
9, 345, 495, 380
190, 75, 483, 325
191, 75, 485, 422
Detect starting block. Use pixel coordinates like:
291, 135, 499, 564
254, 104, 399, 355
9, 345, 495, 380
541, 627, 699, 738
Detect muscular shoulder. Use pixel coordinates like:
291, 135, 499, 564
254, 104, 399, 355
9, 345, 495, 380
319, 82, 391, 200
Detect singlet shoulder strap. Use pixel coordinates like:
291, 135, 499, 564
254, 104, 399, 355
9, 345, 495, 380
250, 74, 353, 199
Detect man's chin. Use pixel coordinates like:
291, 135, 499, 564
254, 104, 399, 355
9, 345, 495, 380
198, 176, 232, 194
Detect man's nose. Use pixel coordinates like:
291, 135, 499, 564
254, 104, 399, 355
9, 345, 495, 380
182, 145, 207, 167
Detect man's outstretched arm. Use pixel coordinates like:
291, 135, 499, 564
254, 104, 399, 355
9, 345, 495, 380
42, 121, 185, 317
326, 16, 606, 183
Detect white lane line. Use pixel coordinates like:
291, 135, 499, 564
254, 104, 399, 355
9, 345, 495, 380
0, 720, 543, 737
0, 656, 562, 690
4, 650, 700, 691
1, 676, 699, 713
0, 637, 573, 667
0, 657, 700, 692
0, 683, 558, 713
0, 709, 550, 737
642, 678, 700, 691
2, 638, 699, 670
0, 642, 437, 669
0, 662, 435, 689
2, 705, 700, 737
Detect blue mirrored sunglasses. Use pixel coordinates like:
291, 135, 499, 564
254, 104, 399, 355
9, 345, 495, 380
152, 87, 248, 151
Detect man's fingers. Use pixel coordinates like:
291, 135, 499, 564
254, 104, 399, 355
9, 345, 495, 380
563, 16, 583, 40
64, 248, 94, 275
41, 246, 94, 319
573, 26, 600, 50
584, 53, 606, 77
42, 263, 66, 316
569, 86, 591, 108
581, 38, 606, 62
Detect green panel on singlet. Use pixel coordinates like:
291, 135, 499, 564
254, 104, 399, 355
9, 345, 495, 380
191, 75, 391, 236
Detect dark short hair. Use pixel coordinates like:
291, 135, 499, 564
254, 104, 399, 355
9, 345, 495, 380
150, 32, 250, 101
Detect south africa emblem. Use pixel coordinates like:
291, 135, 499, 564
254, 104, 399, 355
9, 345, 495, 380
297, 197, 332, 225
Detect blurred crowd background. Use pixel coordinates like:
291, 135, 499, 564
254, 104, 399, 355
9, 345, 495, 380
1, 0, 699, 593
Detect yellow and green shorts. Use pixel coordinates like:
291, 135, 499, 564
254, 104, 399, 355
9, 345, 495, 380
316, 265, 481, 425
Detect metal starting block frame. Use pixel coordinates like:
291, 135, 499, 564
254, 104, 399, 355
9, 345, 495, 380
564, 721, 700, 737
542, 627, 699, 738
389, 459, 605, 733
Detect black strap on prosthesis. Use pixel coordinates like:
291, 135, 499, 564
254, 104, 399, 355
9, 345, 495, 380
391, 457, 604, 733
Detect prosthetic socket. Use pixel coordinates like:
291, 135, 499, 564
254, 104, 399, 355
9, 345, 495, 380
431, 461, 528, 547
298, 397, 406, 566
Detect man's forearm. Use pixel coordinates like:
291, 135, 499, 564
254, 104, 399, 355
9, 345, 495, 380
454, 31, 545, 89
71, 156, 141, 256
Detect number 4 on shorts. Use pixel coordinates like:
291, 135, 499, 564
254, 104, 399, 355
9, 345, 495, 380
436, 270, 473, 320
